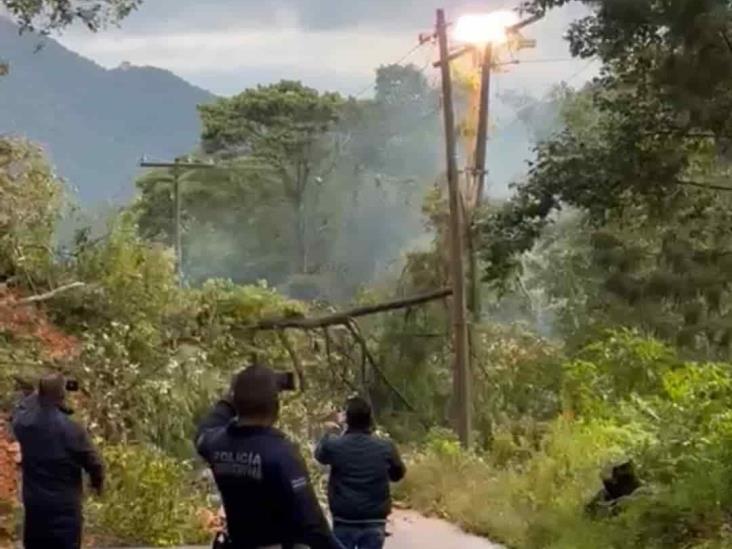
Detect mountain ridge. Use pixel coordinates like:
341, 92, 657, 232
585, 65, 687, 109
0, 18, 216, 203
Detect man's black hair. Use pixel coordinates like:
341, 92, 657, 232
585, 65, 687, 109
232, 364, 279, 420
346, 396, 372, 431
38, 373, 66, 406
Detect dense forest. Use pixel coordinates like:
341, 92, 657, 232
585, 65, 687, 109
3, 0, 732, 548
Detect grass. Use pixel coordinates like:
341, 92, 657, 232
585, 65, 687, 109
395, 420, 644, 549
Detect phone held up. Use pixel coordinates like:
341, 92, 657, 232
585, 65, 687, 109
65, 379, 79, 392
275, 371, 296, 392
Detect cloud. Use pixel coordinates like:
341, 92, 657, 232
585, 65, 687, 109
111, 0, 510, 33
56, 1, 593, 97
59, 27, 425, 95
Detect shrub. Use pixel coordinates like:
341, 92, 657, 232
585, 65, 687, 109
0, 138, 63, 282
87, 444, 211, 547
399, 333, 732, 548
398, 420, 638, 547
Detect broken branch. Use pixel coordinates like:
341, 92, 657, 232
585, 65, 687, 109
8, 282, 88, 306
345, 319, 426, 425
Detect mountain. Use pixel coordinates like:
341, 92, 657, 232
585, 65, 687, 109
0, 18, 215, 203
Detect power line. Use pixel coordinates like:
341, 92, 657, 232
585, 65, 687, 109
564, 57, 599, 85
496, 57, 577, 66
350, 41, 431, 99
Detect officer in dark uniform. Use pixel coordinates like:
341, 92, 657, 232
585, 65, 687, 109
11, 373, 104, 549
196, 363, 342, 549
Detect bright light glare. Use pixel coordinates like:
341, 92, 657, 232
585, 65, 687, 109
453, 11, 521, 45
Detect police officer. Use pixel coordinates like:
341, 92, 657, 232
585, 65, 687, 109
11, 373, 104, 549
196, 363, 342, 549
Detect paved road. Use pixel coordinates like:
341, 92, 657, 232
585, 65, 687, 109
385, 510, 503, 549
120, 510, 503, 549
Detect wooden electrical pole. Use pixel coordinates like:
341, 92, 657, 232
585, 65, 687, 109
139, 158, 217, 285
468, 44, 492, 325
436, 8, 472, 448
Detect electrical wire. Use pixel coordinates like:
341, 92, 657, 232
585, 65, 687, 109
496, 57, 577, 66
563, 57, 599, 85
350, 40, 432, 99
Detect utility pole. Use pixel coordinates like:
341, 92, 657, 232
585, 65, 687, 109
468, 19, 539, 324
468, 43, 493, 328
139, 158, 217, 285
436, 8, 472, 448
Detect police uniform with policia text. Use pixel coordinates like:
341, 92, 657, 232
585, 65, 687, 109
196, 365, 341, 549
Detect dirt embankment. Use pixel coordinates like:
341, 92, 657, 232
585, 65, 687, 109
0, 286, 79, 360
0, 415, 20, 548
0, 286, 80, 546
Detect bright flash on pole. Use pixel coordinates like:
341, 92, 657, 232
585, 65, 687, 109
453, 11, 521, 45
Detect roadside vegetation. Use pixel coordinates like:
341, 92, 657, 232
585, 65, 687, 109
2, 0, 732, 547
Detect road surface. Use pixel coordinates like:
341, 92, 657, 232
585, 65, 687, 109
120, 510, 503, 549
385, 509, 503, 549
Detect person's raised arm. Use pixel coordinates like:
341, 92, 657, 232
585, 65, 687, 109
280, 443, 342, 549
195, 397, 236, 460
314, 431, 336, 465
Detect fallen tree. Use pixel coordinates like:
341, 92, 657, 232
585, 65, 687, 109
253, 288, 452, 330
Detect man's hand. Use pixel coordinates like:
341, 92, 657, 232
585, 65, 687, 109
10, 442, 21, 465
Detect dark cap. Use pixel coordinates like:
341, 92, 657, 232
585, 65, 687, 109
232, 364, 280, 419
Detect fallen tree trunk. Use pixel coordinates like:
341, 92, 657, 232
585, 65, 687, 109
253, 288, 452, 330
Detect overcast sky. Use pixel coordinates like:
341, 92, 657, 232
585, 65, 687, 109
56, 0, 597, 104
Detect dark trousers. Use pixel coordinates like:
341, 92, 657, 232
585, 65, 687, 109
23, 504, 82, 549
333, 524, 386, 549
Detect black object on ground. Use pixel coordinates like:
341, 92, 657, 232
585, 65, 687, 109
586, 460, 642, 517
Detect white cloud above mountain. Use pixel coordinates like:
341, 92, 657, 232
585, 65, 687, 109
55, 0, 594, 97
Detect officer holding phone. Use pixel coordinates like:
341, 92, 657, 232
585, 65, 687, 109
11, 373, 104, 549
196, 363, 342, 549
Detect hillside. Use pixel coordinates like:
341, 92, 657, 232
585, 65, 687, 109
0, 18, 215, 203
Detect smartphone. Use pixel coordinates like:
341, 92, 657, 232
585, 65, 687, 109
65, 379, 79, 392
276, 371, 296, 391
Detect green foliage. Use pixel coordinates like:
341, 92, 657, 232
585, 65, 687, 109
198, 81, 344, 276
473, 324, 562, 441
0, 137, 63, 282
523, 0, 732, 138
481, 0, 732, 307
87, 444, 209, 547
400, 332, 732, 548
69, 212, 178, 327
4, 0, 141, 32
562, 330, 678, 416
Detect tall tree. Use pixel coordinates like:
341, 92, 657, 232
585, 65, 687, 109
135, 67, 441, 300
199, 81, 344, 275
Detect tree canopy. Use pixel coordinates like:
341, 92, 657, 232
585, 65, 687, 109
136, 67, 440, 300
198, 81, 344, 276
480, 0, 732, 356
4, 0, 141, 32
